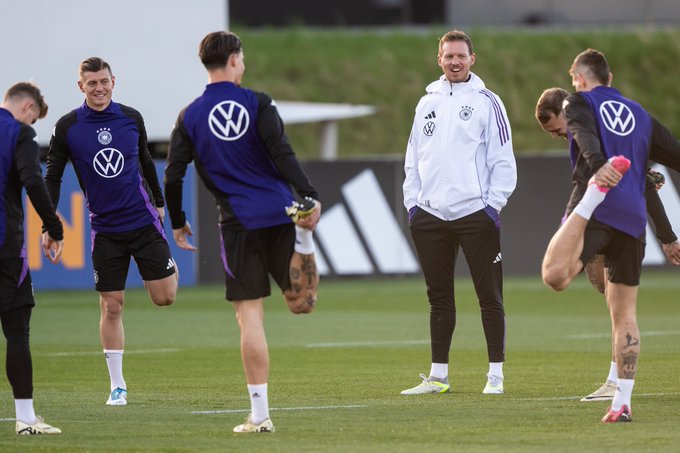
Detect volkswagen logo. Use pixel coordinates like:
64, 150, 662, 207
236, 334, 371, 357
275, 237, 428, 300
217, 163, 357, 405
423, 122, 435, 136
599, 101, 636, 136
209, 100, 250, 141
93, 148, 124, 178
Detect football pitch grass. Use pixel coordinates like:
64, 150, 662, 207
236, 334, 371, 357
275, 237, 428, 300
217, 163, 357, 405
1, 273, 679, 452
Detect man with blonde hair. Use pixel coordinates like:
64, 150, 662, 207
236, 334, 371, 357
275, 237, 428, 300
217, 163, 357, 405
1, 82, 63, 434
45, 58, 178, 406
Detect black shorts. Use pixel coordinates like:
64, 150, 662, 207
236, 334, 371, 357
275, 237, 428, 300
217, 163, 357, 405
219, 223, 295, 301
580, 219, 645, 286
92, 223, 176, 292
0, 258, 34, 313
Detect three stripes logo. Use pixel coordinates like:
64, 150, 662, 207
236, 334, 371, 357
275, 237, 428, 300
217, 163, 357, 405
312, 169, 419, 276
479, 89, 510, 146
424, 111, 436, 119
492, 253, 502, 264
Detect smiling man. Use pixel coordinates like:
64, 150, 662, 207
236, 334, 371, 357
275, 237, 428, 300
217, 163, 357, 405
44, 57, 178, 407
401, 30, 517, 396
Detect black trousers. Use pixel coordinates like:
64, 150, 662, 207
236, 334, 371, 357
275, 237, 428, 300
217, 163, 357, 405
410, 208, 505, 364
1, 305, 33, 398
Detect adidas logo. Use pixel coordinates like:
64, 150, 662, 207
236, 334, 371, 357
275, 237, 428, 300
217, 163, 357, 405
492, 253, 502, 264
314, 169, 419, 276
166, 258, 175, 270
425, 111, 436, 119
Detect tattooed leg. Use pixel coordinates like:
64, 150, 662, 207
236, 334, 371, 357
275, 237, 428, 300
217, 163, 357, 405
607, 282, 640, 380
284, 252, 319, 314
584, 255, 606, 294
618, 330, 640, 379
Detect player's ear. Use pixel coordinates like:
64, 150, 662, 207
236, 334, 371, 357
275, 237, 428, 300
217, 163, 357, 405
228, 52, 239, 68
22, 99, 34, 113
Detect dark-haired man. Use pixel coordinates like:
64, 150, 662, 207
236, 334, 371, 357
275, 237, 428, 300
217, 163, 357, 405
536, 86, 680, 403
165, 31, 321, 433
1, 82, 63, 434
45, 58, 178, 407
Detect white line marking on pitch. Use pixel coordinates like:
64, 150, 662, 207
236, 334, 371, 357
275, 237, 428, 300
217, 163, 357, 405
306, 340, 429, 348
514, 392, 680, 401
566, 330, 680, 340
44, 348, 182, 357
191, 404, 367, 414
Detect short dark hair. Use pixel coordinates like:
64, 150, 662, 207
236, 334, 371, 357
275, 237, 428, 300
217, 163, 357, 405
535, 87, 569, 125
199, 31, 242, 70
80, 57, 113, 77
570, 48, 610, 86
4, 82, 48, 119
439, 30, 473, 55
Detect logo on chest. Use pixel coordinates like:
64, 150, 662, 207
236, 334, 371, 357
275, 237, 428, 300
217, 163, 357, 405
93, 148, 124, 178
209, 101, 250, 141
423, 121, 435, 136
459, 105, 473, 121
97, 127, 112, 145
599, 101, 636, 136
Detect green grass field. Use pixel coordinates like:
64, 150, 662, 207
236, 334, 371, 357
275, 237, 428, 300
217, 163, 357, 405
1, 273, 679, 452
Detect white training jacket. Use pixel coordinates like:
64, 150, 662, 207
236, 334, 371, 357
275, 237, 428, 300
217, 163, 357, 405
403, 73, 517, 221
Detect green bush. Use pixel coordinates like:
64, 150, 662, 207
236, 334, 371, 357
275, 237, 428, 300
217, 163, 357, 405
236, 27, 680, 158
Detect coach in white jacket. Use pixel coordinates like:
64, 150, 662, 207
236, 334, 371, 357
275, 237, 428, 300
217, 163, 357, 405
401, 30, 517, 396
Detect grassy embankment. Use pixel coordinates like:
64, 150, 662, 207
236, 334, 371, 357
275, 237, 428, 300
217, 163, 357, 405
237, 28, 680, 158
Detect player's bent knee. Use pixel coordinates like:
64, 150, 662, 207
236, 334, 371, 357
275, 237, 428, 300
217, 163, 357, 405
285, 296, 316, 314
151, 288, 176, 306
147, 275, 178, 306
152, 296, 175, 306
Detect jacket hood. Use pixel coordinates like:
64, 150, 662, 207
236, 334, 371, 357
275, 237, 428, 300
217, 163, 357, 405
425, 72, 486, 94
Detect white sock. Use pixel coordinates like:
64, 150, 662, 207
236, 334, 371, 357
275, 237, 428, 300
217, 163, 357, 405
612, 378, 635, 411
104, 349, 126, 391
15, 399, 36, 424
488, 362, 504, 379
429, 363, 448, 381
247, 383, 269, 423
607, 361, 618, 383
573, 184, 607, 220
294, 226, 315, 255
